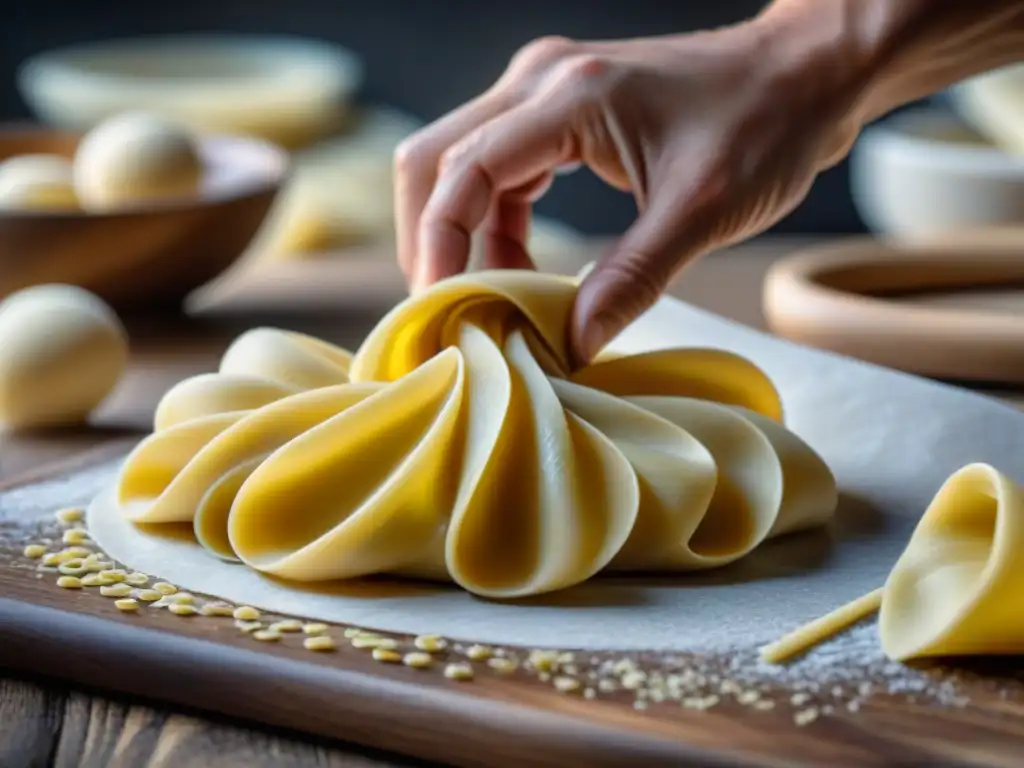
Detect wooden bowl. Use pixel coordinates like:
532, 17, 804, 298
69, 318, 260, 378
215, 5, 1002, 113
763, 230, 1024, 384
0, 125, 287, 311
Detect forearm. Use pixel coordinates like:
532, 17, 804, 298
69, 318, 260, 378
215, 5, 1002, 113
759, 0, 1024, 124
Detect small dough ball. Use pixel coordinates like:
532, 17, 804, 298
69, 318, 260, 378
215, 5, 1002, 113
73, 112, 203, 209
0, 285, 128, 429
0, 154, 79, 211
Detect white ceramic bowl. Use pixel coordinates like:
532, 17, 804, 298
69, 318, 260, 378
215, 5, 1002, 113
18, 35, 363, 149
950, 65, 1024, 155
849, 108, 1024, 238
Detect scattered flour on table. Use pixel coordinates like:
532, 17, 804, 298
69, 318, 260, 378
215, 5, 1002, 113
4, 460, 1020, 714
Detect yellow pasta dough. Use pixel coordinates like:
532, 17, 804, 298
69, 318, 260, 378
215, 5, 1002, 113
116, 269, 838, 599
761, 462, 1024, 663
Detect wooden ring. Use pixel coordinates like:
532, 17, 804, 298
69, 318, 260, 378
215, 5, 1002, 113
762, 231, 1024, 384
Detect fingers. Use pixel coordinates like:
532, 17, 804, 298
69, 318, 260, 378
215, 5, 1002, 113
571, 185, 717, 366
479, 194, 536, 273
394, 90, 513, 282
412, 95, 578, 291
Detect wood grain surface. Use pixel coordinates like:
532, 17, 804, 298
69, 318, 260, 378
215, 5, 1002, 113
3, 237, 1024, 768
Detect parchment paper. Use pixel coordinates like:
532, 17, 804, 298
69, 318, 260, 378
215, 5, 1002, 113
80, 294, 1024, 651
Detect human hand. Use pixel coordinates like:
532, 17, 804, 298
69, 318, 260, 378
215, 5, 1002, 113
394, 10, 868, 364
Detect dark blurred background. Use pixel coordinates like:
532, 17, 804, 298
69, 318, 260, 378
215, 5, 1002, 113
0, 0, 886, 237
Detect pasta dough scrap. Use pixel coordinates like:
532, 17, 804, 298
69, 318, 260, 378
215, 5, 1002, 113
761, 463, 1024, 663
115, 269, 838, 599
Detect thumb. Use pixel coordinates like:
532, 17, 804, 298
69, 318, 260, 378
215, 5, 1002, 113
570, 192, 713, 366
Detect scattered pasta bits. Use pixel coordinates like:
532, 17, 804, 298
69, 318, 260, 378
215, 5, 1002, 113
794, 708, 820, 726
65, 547, 92, 559
252, 629, 280, 642
167, 593, 194, 605
54, 507, 84, 524
528, 650, 560, 673
303, 635, 336, 652
153, 582, 177, 595
56, 576, 83, 589
554, 676, 581, 694
137, 589, 162, 602
22, 544, 46, 559
168, 603, 198, 616
413, 634, 448, 653
487, 658, 518, 675
57, 559, 87, 576
125, 572, 149, 586
81, 573, 111, 587
466, 644, 493, 661
41, 553, 63, 567
352, 636, 397, 651
269, 619, 303, 633
343, 627, 363, 638
84, 560, 113, 573
373, 648, 402, 664
114, 598, 139, 612
199, 602, 235, 617
99, 583, 132, 598
62, 528, 89, 545
98, 569, 126, 582
233, 605, 260, 621
302, 623, 328, 635
444, 663, 474, 681
403, 652, 433, 669
235, 620, 262, 633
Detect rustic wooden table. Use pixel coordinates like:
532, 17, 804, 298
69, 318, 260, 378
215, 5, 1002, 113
1, 237, 1020, 768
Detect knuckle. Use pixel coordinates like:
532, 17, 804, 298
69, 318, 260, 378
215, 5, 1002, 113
508, 35, 576, 77
437, 135, 478, 176
553, 53, 609, 88
393, 134, 432, 179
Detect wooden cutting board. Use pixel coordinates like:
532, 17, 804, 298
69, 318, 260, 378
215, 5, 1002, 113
3, 242, 1024, 768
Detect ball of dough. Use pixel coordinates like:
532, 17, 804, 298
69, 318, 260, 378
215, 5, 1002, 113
0, 284, 128, 429
73, 113, 204, 210
0, 154, 79, 211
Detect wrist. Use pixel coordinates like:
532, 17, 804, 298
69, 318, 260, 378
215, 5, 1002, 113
758, 0, 1024, 124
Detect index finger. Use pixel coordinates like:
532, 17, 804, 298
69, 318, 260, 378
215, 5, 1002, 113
393, 90, 514, 282
414, 95, 579, 290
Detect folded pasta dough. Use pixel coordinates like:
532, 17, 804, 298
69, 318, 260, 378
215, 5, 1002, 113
116, 269, 838, 599
760, 463, 1024, 663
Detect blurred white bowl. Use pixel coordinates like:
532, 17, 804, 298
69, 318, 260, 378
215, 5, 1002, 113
951, 65, 1024, 155
849, 108, 1024, 238
18, 35, 363, 149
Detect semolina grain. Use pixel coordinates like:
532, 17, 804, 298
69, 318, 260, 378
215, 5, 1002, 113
303, 635, 336, 652
413, 634, 448, 652
54, 508, 83, 524
444, 663, 474, 681
100, 583, 132, 598
199, 602, 235, 617
403, 652, 433, 669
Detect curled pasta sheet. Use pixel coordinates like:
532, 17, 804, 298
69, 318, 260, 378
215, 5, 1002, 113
117, 270, 838, 599
761, 463, 1024, 664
